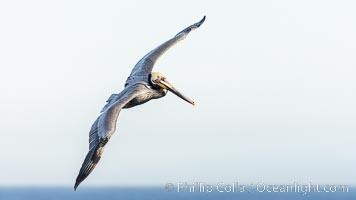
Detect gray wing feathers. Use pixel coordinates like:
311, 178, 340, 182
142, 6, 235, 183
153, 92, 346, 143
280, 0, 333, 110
74, 84, 146, 190
100, 93, 119, 113
89, 118, 100, 151
97, 85, 145, 139
129, 16, 206, 77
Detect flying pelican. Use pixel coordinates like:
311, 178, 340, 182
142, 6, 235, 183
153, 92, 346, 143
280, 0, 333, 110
74, 16, 205, 190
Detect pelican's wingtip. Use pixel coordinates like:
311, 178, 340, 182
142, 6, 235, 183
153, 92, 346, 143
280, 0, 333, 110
74, 184, 78, 191
197, 16, 206, 27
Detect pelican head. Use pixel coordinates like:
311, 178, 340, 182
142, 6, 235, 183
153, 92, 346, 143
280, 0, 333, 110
150, 72, 195, 106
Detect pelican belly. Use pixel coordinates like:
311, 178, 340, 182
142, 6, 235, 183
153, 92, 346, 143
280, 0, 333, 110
123, 89, 166, 108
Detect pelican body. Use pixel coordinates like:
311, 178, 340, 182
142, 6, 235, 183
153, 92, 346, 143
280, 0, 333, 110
74, 16, 205, 190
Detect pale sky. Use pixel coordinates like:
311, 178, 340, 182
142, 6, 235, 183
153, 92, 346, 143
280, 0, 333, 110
0, 0, 355, 187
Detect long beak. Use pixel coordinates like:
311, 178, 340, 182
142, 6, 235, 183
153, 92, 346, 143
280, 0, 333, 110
159, 80, 195, 106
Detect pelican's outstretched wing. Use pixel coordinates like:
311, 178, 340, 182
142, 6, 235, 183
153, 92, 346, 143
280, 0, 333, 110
129, 16, 206, 77
74, 84, 146, 190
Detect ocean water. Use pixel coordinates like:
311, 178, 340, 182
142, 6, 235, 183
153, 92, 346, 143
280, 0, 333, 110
0, 187, 355, 200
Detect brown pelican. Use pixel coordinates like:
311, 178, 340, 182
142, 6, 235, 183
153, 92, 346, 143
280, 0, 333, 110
74, 16, 205, 190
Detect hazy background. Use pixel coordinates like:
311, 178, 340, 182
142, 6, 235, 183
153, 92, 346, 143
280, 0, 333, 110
0, 0, 355, 187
